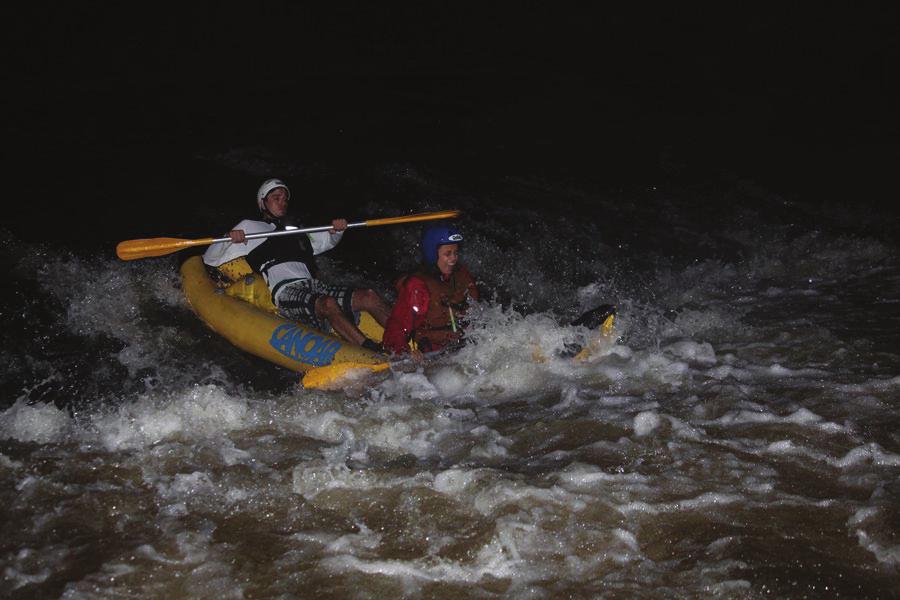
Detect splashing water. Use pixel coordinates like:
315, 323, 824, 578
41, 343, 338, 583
2, 165, 899, 598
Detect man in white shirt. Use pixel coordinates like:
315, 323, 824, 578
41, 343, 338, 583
203, 178, 389, 351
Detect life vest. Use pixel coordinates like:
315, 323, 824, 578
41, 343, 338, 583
203, 218, 337, 303
403, 265, 478, 351
246, 223, 319, 283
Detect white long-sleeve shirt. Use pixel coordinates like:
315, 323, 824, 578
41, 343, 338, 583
202, 219, 343, 300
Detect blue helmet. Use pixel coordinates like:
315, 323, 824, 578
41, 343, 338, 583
421, 225, 464, 265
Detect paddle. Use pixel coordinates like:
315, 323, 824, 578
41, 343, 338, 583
116, 209, 461, 261
532, 304, 617, 363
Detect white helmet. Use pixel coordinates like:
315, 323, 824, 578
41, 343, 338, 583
256, 178, 290, 212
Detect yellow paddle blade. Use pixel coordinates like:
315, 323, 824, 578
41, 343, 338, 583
531, 313, 616, 364
116, 237, 216, 261
365, 210, 460, 227
573, 314, 616, 362
301, 361, 390, 389
600, 313, 615, 337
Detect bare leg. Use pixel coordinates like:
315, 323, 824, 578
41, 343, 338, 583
350, 288, 391, 327
315, 296, 366, 345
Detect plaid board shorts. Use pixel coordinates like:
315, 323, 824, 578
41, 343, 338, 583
275, 279, 357, 332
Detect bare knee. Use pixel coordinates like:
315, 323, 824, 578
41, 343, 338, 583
352, 288, 381, 309
315, 295, 341, 318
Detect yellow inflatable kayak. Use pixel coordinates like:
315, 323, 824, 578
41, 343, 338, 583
179, 255, 388, 386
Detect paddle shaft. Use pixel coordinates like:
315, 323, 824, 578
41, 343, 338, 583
214, 210, 463, 243
208, 221, 365, 244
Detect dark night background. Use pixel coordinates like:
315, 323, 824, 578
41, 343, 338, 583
3, 7, 900, 597
2, 3, 897, 246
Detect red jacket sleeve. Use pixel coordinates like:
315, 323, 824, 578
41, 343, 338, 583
382, 276, 430, 355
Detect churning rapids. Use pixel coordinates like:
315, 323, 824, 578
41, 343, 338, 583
2, 162, 899, 599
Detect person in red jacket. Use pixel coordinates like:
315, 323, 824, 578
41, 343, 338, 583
383, 225, 479, 359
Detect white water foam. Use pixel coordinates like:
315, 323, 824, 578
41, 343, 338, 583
0, 400, 70, 443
